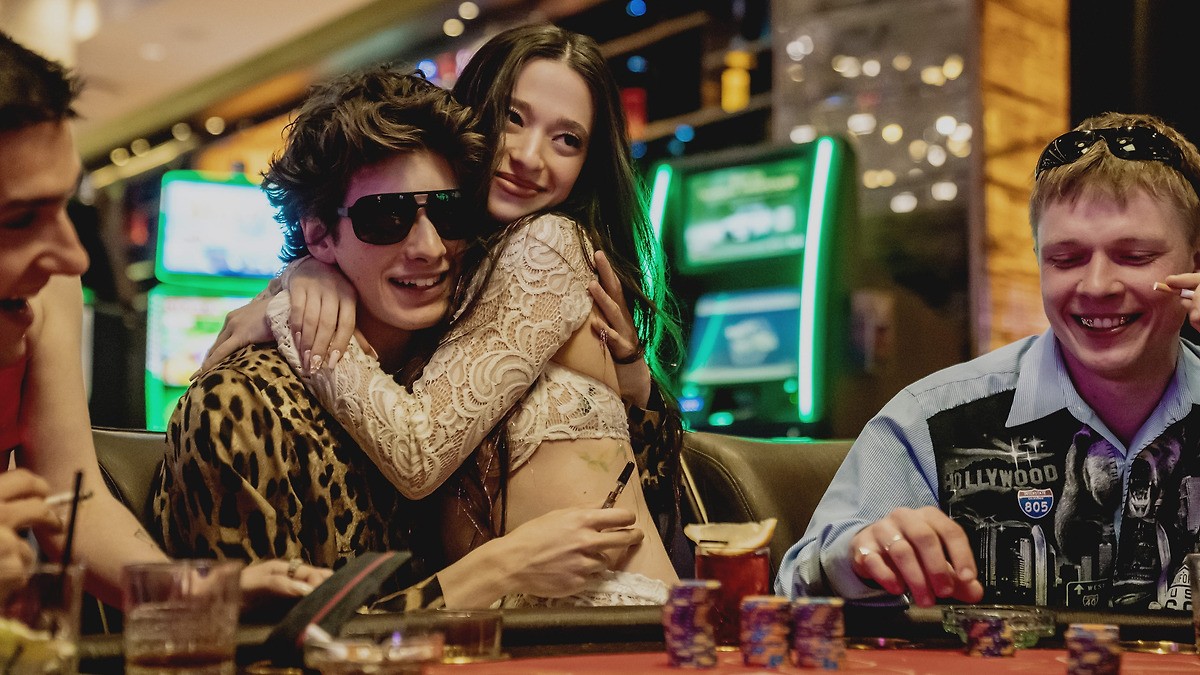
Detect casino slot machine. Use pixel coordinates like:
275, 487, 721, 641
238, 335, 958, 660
650, 139, 857, 437
144, 170, 285, 431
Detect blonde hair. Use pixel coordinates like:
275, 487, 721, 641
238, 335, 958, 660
1030, 112, 1200, 245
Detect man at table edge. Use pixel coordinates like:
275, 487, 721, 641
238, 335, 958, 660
778, 112, 1200, 612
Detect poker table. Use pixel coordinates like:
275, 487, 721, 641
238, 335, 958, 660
77, 604, 1198, 672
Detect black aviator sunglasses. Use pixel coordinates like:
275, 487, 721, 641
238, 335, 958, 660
1034, 125, 1200, 196
337, 189, 472, 245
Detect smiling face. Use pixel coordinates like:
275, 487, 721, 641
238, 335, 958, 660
1037, 188, 1200, 388
0, 121, 89, 350
306, 150, 463, 364
486, 58, 594, 223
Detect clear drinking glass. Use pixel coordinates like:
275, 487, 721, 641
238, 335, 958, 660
0, 562, 84, 675
122, 560, 243, 675
694, 545, 770, 649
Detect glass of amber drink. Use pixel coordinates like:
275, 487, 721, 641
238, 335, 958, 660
694, 545, 770, 648
122, 560, 243, 675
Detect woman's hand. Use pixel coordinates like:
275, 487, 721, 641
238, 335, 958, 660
238, 558, 333, 610
0, 526, 34, 601
286, 257, 359, 373
0, 470, 58, 602
197, 294, 274, 375
0, 469, 59, 531
589, 250, 651, 407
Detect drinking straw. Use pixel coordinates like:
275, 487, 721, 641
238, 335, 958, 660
58, 470, 84, 582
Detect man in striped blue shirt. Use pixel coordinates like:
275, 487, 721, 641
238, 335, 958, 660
778, 112, 1200, 611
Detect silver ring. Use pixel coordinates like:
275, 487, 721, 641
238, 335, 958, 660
287, 558, 302, 579
883, 533, 904, 552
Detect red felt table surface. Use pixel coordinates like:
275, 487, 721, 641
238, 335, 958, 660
425, 648, 1200, 674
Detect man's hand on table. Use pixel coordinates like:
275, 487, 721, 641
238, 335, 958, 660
849, 506, 983, 607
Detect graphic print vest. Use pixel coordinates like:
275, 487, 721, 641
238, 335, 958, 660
929, 391, 1200, 611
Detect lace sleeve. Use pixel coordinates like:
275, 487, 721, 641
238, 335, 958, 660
268, 214, 595, 499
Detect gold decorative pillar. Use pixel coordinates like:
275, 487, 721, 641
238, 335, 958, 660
976, 0, 1068, 350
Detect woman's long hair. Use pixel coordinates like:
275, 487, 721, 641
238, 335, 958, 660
438, 25, 685, 556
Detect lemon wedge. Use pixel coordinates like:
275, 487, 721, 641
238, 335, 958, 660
684, 517, 777, 550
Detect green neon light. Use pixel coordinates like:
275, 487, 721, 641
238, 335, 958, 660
648, 165, 673, 245
798, 137, 836, 422
708, 411, 735, 427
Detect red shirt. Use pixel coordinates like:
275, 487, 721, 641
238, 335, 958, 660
0, 355, 27, 467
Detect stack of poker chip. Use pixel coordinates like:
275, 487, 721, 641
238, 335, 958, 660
790, 596, 845, 669
1065, 623, 1121, 675
962, 616, 1015, 657
739, 595, 791, 668
663, 580, 720, 668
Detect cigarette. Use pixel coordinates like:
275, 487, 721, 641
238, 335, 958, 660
45, 489, 94, 508
1153, 281, 1195, 298
601, 461, 636, 509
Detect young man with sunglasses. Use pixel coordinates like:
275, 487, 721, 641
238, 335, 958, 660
778, 112, 1200, 612
153, 68, 644, 608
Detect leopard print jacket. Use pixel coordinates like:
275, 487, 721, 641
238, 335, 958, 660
151, 345, 682, 607
151, 346, 438, 592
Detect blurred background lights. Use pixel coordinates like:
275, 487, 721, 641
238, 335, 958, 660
787, 64, 805, 82
920, 66, 946, 86
881, 123, 903, 144
935, 115, 957, 135
786, 36, 813, 61
931, 181, 958, 201
109, 147, 130, 166
950, 123, 973, 142
861, 170, 896, 189
72, 0, 100, 41
832, 55, 861, 78
943, 54, 964, 80
862, 59, 881, 77
627, 55, 647, 73
890, 192, 918, 213
443, 18, 464, 37
667, 138, 686, 156
674, 125, 695, 142
908, 139, 928, 162
171, 123, 192, 141
416, 59, 437, 78
458, 2, 479, 20
631, 141, 647, 160
927, 145, 947, 167
204, 116, 226, 135
846, 113, 876, 135
892, 53, 912, 71
626, 0, 647, 17
130, 138, 150, 156
948, 138, 972, 157
790, 124, 817, 144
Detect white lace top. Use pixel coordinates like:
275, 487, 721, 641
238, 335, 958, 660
267, 213, 630, 499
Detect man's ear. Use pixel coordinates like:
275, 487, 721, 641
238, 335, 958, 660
1192, 239, 1200, 272
302, 217, 338, 265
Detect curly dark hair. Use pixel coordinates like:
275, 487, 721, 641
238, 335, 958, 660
264, 68, 488, 262
0, 31, 80, 132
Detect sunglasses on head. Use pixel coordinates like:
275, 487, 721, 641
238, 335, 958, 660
337, 189, 471, 245
1034, 126, 1200, 195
